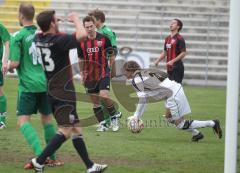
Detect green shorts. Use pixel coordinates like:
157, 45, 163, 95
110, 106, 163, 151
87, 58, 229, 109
0, 71, 3, 87
17, 91, 52, 116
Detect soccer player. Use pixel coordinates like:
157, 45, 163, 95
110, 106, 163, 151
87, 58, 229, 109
88, 9, 118, 132
123, 61, 222, 142
88, 9, 117, 56
78, 16, 122, 132
31, 10, 107, 173
0, 22, 10, 129
8, 3, 62, 169
155, 19, 186, 83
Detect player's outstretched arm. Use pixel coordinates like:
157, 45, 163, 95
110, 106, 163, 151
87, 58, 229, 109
67, 12, 87, 41
133, 95, 147, 119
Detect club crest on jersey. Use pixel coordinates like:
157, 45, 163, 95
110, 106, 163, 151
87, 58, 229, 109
97, 41, 102, 47
171, 39, 176, 44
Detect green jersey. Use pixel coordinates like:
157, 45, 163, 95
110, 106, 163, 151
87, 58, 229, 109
0, 22, 10, 67
97, 25, 117, 47
10, 25, 47, 92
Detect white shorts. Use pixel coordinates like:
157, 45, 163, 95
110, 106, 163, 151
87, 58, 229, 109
165, 86, 191, 120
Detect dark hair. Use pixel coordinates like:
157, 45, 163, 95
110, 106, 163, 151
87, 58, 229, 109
123, 61, 141, 72
36, 10, 55, 32
82, 15, 95, 26
19, 3, 35, 20
88, 9, 105, 23
173, 18, 183, 32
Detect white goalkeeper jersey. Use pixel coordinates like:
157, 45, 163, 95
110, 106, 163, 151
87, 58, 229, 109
131, 69, 191, 120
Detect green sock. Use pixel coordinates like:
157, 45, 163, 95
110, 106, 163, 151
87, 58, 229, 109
101, 101, 111, 126
43, 123, 57, 160
20, 122, 42, 156
0, 95, 7, 123
103, 109, 111, 126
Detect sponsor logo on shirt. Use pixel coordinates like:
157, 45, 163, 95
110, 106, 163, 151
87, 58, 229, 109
87, 47, 99, 56
166, 43, 171, 49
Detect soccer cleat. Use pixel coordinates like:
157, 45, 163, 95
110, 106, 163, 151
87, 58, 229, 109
115, 111, 122, 119
24, 161, 33, 170
0, 121, 6, 129
212, 119, 222, 139
110, 111, 122, 132
45, 159, 64, 167
24, 158, 64, 169
96, 124, 109, 132
87, 163, 108, 173
191, 132, 204, 142
111, 117, 119, 132
31, 158, 44, 173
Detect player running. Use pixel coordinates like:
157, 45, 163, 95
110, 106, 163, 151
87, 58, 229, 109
123, 61, 222, 142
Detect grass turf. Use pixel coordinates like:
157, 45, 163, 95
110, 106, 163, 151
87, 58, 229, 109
0, 78, 237, 173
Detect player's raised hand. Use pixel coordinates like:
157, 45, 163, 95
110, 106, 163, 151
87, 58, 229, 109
67, 12, 80, 23
68, 12, 87, 41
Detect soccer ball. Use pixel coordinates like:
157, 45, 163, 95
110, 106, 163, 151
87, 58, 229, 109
127, 116, 144, 133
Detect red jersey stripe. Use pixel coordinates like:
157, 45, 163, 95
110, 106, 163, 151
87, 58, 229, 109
87, 40, 93, 81
80, 42, 87, 81
101, 38, 106, 78
94, 39, 100, 81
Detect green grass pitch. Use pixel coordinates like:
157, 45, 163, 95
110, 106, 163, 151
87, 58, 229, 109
0, 78, 238, 173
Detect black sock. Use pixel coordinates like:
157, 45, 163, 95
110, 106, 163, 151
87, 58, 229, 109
37, 132, 66, 165
93, 106, 104, 122
107, 104, 117, 117
72, 135, 94, 168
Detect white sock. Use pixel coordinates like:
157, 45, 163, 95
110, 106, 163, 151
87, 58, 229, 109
190, 120, 215, 129
176, 121, 200, 136
185, 129, 200, 136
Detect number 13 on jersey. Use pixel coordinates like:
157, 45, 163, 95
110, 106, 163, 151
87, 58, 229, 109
29, 42, 55, 72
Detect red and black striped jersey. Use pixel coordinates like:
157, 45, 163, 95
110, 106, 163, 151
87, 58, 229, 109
78, 32, 113, 81
164, 33, 186, 71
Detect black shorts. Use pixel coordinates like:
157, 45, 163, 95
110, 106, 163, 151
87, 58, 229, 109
168, 61, 184, 84
84, 77, 110, 94
48, 95, 80, 127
